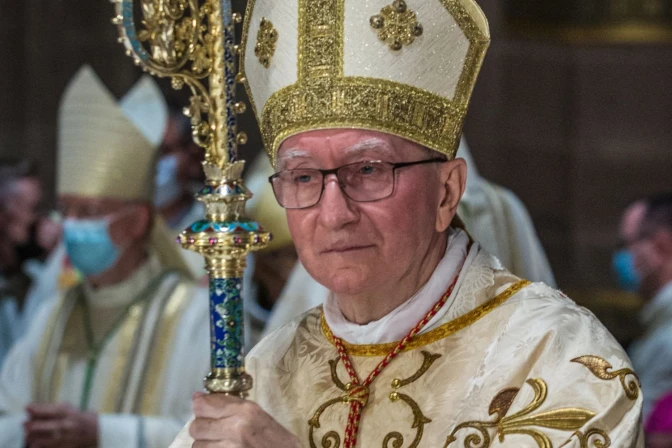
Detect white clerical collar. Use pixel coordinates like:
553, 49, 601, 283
83, 255, 162, 308
640, 282, 672, 328
324, 228, 477, 345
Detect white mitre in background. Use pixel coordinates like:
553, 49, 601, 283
57, 65, 193, 279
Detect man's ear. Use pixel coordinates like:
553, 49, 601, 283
436, 158, 466, 232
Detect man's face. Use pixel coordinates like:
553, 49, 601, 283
619, 202, 663, 295
4, 177, 41, 244
277, 129, 451, 296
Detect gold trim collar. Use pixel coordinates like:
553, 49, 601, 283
321, 280, 530, 357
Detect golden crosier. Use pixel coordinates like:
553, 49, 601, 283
112, 0, 271, 396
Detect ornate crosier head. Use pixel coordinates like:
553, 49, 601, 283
112, 0, 241, 165
111, 0, 271, 266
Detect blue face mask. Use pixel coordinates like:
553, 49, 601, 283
63, 218, 121, 276
612, 250, 641, 292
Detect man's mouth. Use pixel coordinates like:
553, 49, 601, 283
321, 244, 375, 254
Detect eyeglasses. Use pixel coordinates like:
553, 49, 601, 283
269, 158, 446, 209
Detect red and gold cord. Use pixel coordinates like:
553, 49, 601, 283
331, 267, 463, 448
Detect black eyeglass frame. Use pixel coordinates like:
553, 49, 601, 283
268, 158, 447, 209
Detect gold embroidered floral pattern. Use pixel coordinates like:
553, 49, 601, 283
370, 0, 424, 51
443, 378, 608, 448
310, 352, 440, 448
308, 358, 355, 447
571, 355, 641, 400
385, 351, 441, 447
254, 17, 278, 68
567, 428, 611, 448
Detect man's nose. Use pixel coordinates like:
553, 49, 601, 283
317, 174, 359, 229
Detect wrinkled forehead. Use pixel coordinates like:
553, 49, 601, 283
275, 129, 433, 169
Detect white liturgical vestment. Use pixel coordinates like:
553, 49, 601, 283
0, 256, 210, 448
171, 239, 643, 447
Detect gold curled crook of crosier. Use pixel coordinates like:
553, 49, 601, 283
370, 0, 424, 51
571, 355, 641, 400
111, 0, 249, 166
443, 378, 609, 448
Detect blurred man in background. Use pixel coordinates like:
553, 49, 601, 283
618, 193, 672, 420
0, 66, 209, 448
0, 159, 61, 367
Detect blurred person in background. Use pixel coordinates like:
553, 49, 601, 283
0, 66, 209, 448
0, 159, 61, 367
154, 103, 207, 281
264, 136, 556, 335
617, 193, 672, 420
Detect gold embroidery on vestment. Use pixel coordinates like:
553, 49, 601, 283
383, 352, 439, 448
104, 303, 145, 412
571, 355, 641, 400
568, 428, 612, 448
393, 350, 441, 388
370, 0, 424, 51
321, 280, 530, 357
139, 281, 191, 413
36, 292, 72, 402
444, 378, 604, 448
312, 350, 441, 447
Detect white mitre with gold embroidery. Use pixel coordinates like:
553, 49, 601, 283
58, 65, 167, 200
57, 65, 193, 279
241, 0, 490, 163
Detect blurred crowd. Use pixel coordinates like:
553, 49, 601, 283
0, 65, 669, 447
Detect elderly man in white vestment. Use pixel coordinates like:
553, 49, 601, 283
171, 1, 643, 447
0, 66, 210, 448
